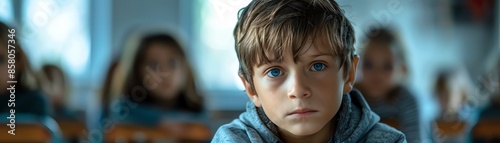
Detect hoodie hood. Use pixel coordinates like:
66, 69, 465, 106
333, 90, 381, 142
212, 90, 405, 143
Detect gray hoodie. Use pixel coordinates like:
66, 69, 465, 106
212, 90, 407, 143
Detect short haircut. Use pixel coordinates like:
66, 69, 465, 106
234, 0, 356, 87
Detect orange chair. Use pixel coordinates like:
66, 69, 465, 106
435, 120, 467, 137
380, 119, 400, 130
0, 123, 52, 143
472, 119, 500, 142
105, 123, 211, 142
57, 120, 87, 141
0, 113, 63, 143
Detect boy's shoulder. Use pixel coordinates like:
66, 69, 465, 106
340, 89, 406, 143
212, 120, 256, 143
213, 119, 407, 143
212, 117, 276, 143
360, 122, 407, 143
212, 102, 281, 143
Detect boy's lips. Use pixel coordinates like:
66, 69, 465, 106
287, 108, 318, 117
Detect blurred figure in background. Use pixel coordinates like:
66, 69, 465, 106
0, 22, 50, 117
473, 58, 500, 142
113, 33, 206, 137
431, 67, 477, 143
477, 58, 500, 119
479, 93, 500, 118
100, 60, 120, 121
355, 27, 422, 142
40, 64, 80, 120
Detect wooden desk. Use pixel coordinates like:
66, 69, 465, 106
57, 120, 87, 140
0, 124, 51, 143
105, 123, 211, 142
472, 119, 500, 140
435, 120, 466, 136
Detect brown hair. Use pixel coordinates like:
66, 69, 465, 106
40, 64, 67, 106
0, 22, 39, 92
234, 0, 356, 89
101, 60, 119, 118
123, 34, 203, 112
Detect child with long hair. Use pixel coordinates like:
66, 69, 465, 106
355, 27, 422, 142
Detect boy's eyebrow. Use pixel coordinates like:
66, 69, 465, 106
256, 60, 281, 67
306, 53, 334, 59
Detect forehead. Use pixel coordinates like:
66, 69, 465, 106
255, 32, 336, 66
291, 39, 334, 59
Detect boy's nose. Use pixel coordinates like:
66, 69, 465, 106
287, 72, 312, 99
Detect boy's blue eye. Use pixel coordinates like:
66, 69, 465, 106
311, 63, 326, 71
267, 68, 283, 78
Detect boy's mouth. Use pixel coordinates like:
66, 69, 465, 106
287, 108, 318, 117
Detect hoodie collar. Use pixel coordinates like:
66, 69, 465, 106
334, 90, 380, 142
242, 89, 380, 143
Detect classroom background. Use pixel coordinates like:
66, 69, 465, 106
0, 0, 498, 142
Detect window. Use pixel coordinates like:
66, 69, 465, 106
20, 0, 90, 108
0, 0, 13, 23
194, 0, 251, 92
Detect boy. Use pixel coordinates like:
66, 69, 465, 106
212, 0, 406, 142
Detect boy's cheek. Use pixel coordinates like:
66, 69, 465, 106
257, 76, 284, 89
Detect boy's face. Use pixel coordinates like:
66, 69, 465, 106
240, 38, 358, 136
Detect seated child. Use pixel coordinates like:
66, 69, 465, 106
212, 0, 406, 142
477, 59, 500, 119
40, 64, 82, 120
355, 27, 422, 142
100, 60, 119, 120
431, 67, 477, 143
0, 22, 50, 117
114, 33, 206, 136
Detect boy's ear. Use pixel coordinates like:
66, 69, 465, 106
343, 55, 359, 94
239, 75, 261, 107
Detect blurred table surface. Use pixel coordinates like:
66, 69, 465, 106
0, 124, 51, 143
57, 120, 87, 139
472, 119, 500, 140
105, 123, 212, 142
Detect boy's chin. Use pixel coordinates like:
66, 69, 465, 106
283, 123, 326, 136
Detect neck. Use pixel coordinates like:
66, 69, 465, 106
280, 118, 336, 143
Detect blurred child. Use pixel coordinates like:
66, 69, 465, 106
432, 67, 477, 143
355, 27, 422, 142
470, 56, 500, 142
40, 64, 80, 120
477, 59, 500, 119
212, 1, 406, 142
100, 60, 119, 120
115, 33, 205, 135
0, 22, 50, 117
